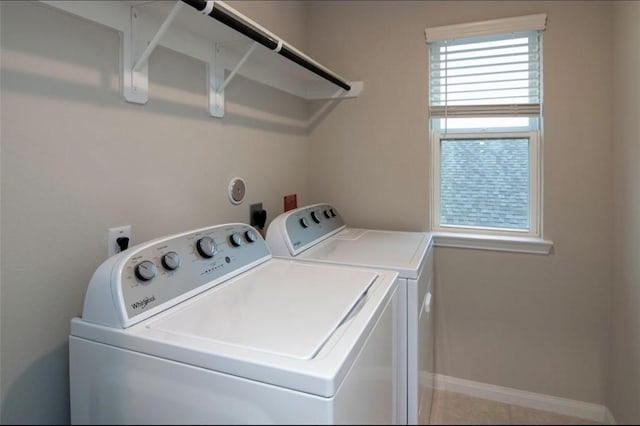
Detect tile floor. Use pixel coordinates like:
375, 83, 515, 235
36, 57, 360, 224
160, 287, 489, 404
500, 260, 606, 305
428, 390, 602, 425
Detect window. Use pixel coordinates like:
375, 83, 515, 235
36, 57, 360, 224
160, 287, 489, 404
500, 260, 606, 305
426, 15, 547, 238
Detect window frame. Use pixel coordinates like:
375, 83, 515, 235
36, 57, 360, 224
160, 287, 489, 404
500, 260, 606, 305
426, 14, 548, 244
431, 131, 541, 238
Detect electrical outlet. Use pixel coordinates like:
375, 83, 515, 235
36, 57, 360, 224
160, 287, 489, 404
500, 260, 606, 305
249, 203, 263, 226
107, 225, 131, 258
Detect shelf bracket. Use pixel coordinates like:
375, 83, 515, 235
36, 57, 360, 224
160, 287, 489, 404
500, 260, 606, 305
123, 1, 183, 104
217, 42, 258, 94
207, 44, 225, 117
207, 41, 258, 118
132, 1, 183, 73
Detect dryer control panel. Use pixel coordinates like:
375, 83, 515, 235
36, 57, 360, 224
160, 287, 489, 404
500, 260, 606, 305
266, 203, 345, 256
82, 223, 270, 328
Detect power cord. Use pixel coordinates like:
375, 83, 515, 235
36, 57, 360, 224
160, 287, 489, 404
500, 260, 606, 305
252, 209, 267, 238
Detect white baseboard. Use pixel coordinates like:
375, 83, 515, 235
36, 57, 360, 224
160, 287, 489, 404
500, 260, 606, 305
604, 407, 617, 425
434, 374, 615, 424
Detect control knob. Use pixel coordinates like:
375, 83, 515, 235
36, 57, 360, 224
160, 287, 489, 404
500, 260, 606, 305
245, 229, 258, 243
229, 232, 244, 247
135, 260, 157, 282
196, 236, 217, 258
311, 211, 321, 223
300, 217, 309, 228
161, 251, 181, 271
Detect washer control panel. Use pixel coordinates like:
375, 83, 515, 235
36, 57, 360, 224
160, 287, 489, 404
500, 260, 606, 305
283, 204, 345, 254
82, 223, 270, 327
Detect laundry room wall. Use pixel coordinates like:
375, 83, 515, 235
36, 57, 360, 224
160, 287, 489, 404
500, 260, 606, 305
609, 2, 640, 423
307, 0, 613, 408
0, 1, 311, 423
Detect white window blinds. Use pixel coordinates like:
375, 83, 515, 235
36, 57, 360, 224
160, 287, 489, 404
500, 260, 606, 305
425, 13, 547, 126
429, 30, 542, 119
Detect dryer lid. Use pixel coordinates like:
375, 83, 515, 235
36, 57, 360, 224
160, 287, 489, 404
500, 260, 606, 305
298, 228, 431, 279
147, 261, 377, 360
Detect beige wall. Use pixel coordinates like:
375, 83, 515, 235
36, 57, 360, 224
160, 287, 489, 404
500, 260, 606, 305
610, 2, 640, 423
2, 0, 635, 423
307, 1, 613, 404
0, 1, 310, 423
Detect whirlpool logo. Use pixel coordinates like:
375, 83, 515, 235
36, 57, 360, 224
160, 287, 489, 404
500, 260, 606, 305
131, 295, 156, 310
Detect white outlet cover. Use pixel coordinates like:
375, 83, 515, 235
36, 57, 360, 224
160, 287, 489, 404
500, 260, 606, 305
107, 225, 132, 257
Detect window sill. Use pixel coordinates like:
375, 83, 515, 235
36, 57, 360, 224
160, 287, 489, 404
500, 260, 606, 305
432, 232, 553, 255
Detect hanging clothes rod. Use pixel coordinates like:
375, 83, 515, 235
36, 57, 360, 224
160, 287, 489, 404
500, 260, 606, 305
181, 0, 352, 92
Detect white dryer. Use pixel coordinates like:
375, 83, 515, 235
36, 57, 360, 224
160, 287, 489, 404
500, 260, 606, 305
70, 223, 401, 424
266, 204, 434, 425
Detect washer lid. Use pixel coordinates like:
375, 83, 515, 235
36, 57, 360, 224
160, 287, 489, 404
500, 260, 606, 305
148, 261, 376, 360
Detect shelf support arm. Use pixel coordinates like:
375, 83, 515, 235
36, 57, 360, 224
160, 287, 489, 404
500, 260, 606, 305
217, 42, 258, 93
132, 0, 183, 72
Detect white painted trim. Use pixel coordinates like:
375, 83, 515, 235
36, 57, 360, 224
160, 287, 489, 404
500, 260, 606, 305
604, 407, 617, 425
425, 13, 547, 43
434, 374, 608, 423
433, 232, 553, 255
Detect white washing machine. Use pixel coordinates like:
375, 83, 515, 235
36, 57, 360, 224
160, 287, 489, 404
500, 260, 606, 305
266, 204, 434, 425
70, 223, 401, 424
